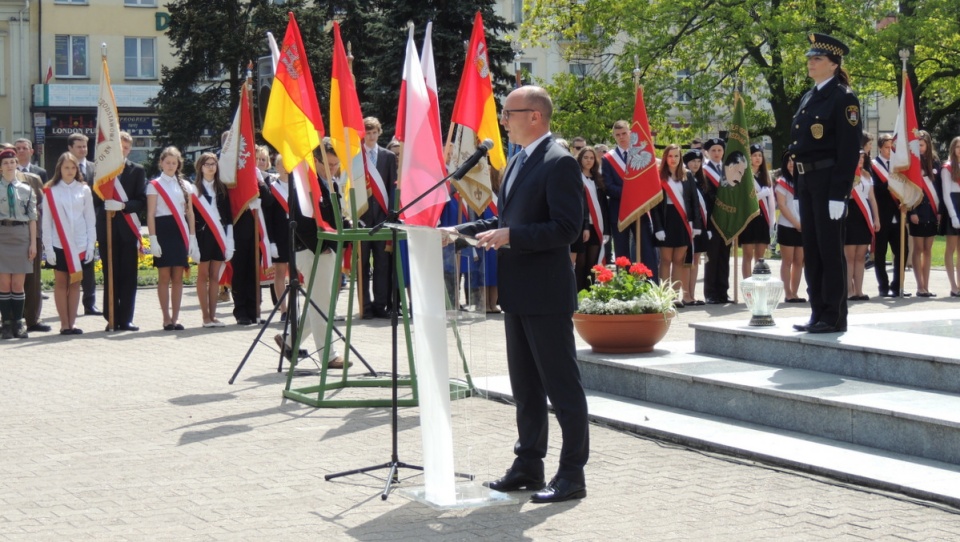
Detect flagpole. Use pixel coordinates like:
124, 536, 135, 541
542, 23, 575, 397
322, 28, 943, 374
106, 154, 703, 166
633, 60, 643, 264
101, 43, 116, 332
732, 83, 743, 304
243, 62, 263, 322
898, 49, 910, 298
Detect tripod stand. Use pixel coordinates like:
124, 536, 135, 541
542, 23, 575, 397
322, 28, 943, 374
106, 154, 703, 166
228, 178, 375, 385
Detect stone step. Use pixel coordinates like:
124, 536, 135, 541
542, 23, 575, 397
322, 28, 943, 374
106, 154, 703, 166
691, 310, 960, 394
574, 341, 960, 465
473, 372, 960, 508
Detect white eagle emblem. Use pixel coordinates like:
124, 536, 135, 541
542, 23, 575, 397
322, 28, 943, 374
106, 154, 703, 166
628, 132, 654, 170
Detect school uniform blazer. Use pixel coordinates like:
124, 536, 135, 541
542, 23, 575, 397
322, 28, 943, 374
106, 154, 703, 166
651, 173, 701, 236
457, 136, 583, 315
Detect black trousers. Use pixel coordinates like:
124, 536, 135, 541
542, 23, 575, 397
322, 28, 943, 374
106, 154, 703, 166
798, 171, 848, 326
874, 218, 905, 295
97, 218, 140, 327
231, 211, 260, 321
81, 256, 97, 311
703, 224, 731, 301
360, 239, 391, 314
503, 312, 589, 483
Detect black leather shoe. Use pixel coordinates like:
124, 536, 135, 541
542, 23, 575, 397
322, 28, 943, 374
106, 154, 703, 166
792, 320, 815, 332
236, 318, 252, 326
361, 311, 374, 320
27, 323, 52, 332
530, 478, 586, 503
483, 468, 545, 492
84, 306, 103, 316
806, 321, 846, 334
118, 323, 140, 332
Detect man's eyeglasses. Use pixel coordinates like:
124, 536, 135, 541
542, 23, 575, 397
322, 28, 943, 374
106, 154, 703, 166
500, 108, 536, 120
573, 146, 585, 152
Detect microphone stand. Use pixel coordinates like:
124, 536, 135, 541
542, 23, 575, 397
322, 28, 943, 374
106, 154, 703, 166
325, 155, 481, 499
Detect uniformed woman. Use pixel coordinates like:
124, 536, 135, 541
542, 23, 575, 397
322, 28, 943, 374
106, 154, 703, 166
0, 147, 38, 339
788, 34, 862, 334
193, 152, 233, 327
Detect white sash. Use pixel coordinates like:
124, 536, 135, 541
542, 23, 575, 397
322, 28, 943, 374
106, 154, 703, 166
191, 190, 227, 255
364, 150, 389, 214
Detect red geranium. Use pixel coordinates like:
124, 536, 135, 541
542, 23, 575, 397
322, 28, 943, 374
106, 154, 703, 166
615, 256, 631, 268
630, 263, 653, 278
595, 269, 615, 283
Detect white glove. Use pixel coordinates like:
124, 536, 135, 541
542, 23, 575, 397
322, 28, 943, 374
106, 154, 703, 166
952, 217, 959, 230
602, 235, 610, 244
688, 222, 694, 234
693, 229, 702, 236
224, 226, 235, 262
45, 249, 56, 266
83, 244, 95, 264
270, 242, 280, 259
758, 186, 772, 198
150, 235, 162, 258
655, 231, 666, 242
189, 234, 200, 262
248, 199, 261, 211
707, 231, 713, 240
828, 200, 845, 220
104, 200, 124, 212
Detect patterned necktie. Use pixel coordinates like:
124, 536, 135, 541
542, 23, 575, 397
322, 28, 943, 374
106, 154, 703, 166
368, 148, 377, 168
505, 152, 527, 196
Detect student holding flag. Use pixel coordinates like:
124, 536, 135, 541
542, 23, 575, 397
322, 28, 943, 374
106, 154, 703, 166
788, 34, 861, 334
192, 153, 233, 327
147, 146, 199, 331
42, 152, 96, 335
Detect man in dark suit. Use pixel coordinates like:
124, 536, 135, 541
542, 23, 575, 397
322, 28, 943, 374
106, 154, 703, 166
14, 139, 51, 333
455, 85, 589, 504
93, 132, 147, 331
871, 134, 909, 297
67, 133, 101, 316
359, 117, 398, 319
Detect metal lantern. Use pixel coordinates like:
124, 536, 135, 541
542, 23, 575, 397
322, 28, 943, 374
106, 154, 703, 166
740, 259, 784, 326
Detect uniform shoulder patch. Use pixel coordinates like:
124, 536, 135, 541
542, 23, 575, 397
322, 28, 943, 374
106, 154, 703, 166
846, 105, 860, 127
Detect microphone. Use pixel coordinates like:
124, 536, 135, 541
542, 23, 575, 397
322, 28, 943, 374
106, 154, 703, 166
450, 139, 494, 180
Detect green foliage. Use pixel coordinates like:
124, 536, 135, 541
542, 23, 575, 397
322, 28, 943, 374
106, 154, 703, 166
577, 259, 677, 314
521, 0, 960, 155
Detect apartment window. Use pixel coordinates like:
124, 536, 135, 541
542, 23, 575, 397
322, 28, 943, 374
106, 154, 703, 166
54, 0, 88, 4
569, 63, 589, 77
125, 37, 157, 79
513, 0, 523, 23
676, 69, 692, 104
55, 35, 88, 78
124, 0, 156, 5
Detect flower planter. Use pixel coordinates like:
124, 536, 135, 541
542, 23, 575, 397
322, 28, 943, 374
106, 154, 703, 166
573, 312, 675, 354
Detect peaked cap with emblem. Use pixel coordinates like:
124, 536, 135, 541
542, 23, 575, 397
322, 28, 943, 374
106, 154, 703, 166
806, 33, 849, 59
703, 137, 726, 151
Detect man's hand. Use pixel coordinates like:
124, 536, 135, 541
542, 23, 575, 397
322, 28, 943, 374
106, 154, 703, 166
475, 228, 510, 250
828, 200, 845, 220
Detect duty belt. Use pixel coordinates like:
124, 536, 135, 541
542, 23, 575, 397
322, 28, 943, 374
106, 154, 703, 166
794, 158, 835, 175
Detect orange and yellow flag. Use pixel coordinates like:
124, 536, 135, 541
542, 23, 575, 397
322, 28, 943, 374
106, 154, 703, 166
328, 21, 368, 220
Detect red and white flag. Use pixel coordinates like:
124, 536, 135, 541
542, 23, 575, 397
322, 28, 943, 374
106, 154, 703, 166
891, 72, 927, 209
397, 24, 447, 227
617, 86, 663, 231
44, 59, 53, 85
219, 81, 260, 221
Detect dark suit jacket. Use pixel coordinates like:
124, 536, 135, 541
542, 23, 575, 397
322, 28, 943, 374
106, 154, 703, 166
360, 145, 398, 224
21, 164, 47, 184
458, 136, 583, 315
92, 160, 148, 241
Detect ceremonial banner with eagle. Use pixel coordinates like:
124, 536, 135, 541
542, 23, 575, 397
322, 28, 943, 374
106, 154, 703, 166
617, 86, 662, 231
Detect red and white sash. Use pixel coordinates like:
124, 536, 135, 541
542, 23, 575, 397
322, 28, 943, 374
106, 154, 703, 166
255, 207, 272, 270
603, 150, 628, 181
191, 191, 227, 255
364, 150, 389, 214
756, 182, 771, 226
583, 175, 604, 240
44, 185, 84, 281
851, 178, 875, 250
703, 162, 722, 188
109, 178, 142, 243
270, 180, 290, 216
776, 177, 794, 196
150, 178, 189, 250
660, 178, 693, 241
873, 157, 900, 204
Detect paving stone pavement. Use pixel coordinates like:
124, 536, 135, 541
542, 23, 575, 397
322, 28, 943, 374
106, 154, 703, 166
3, 261, 960, 541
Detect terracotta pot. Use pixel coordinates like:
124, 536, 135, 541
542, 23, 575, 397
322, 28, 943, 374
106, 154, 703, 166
572, 312, 674, 354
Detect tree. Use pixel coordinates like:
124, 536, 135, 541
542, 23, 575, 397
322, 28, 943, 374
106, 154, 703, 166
522, 0, 898, 156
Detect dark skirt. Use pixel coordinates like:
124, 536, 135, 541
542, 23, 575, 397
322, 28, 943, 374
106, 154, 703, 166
152, 215, 188, 268
776, 225, 803, 247
272, 225, 291, 263
659, 205, 690, 248
570, 230, 586, 253
845, 205, 873, 246
52, 246, 87, 273
691, 229, 709, 254
196, 225, 225, 262
944, 193, 960, 236
0, 222, 32, 273
908, 220, 938, 238
739, 214, 770, 245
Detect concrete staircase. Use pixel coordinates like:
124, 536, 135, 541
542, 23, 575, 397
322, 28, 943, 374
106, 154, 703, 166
474, 310, 960, 507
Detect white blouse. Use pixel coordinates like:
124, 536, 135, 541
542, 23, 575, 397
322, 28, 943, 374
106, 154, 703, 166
41, 180, 96, 251
147, 174, 193, 218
